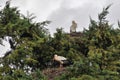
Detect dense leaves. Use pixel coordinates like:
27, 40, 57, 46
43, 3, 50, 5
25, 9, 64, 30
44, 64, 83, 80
0, 2, 120, 80
0, 2, 51, 79
59, 5, 120, 80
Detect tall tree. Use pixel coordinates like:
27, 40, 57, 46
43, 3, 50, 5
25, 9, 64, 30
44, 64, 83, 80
84, 5, 120, 75
0, 2, 50, 79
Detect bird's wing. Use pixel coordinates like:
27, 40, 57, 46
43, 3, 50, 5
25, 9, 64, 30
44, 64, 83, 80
57, 56, 67, 60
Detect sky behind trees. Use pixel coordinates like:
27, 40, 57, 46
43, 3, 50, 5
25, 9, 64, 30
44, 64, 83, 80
0, 0, 120, 56
0, 0, 120, 33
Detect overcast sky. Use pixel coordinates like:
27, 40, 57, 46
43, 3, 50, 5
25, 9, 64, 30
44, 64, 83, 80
0, 0, 120, 57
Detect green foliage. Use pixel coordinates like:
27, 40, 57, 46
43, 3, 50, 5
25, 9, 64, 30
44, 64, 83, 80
84, 5, 120, 73
30, 69, 47, 80
57, 5, 120, 80
77, 75, 96, 80
0, 2, 120, 80
0, 1, 50, 79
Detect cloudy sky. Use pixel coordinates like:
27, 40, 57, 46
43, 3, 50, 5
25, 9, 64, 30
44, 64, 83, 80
0, 0, 120, 57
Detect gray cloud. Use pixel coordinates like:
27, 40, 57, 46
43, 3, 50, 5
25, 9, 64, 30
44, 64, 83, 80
106, 0, 120, 28
47, 0, 108, 34
11, 0, 63, 22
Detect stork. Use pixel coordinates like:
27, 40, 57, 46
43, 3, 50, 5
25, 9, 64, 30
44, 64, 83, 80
70, 20, 77, 33
53, 54, 73, 68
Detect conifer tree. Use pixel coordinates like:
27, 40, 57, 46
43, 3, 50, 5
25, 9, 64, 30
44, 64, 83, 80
0, 2, 50, 79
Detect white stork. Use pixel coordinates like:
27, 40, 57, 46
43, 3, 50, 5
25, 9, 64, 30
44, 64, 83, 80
53, 54, 68, 68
